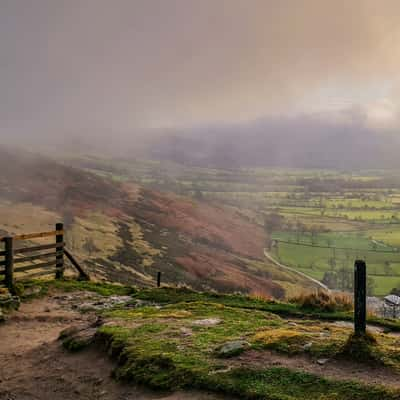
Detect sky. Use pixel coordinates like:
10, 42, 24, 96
1, 0, 400, 147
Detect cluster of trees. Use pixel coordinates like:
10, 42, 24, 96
296, 177, 400, 193
322, 269, 376, 295
264, 212, 329, 240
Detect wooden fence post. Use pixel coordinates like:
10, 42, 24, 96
354, 260, 366, 336
4, 236, 14, 293
157, 271, 161, 288
55, 223, 64, 279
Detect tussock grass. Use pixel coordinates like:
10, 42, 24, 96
289, 290, 353, 313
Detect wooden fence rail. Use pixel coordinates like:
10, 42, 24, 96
0, 222, 89, 293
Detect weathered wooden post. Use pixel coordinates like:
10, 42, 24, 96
55, 222, 64, 279
354, 260, 366, 335
157, 271, 161, 288
4, 236, 14, 292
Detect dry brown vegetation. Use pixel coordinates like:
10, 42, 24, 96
289, 290, 353, 312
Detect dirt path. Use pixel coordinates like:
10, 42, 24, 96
0, 294, 223, 400
264, 248, 329, 291
233, 350, 400, 389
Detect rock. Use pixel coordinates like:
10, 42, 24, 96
320, 331, 331, 337
77, 303, 98, 312
75, 295, 134, 312
180, 327, 193, 336
303, 342, 313, 351
131, 299, 154, 308
287, 321, 297, 327
59, 323, 98, 351
317, 358, 329, 365
109, 295, 132, 303
216, 340, 250, 358
0, 294, 20, 311
59, 324, 89, 339
23, 285, 42, 297
192, 318, 221, 327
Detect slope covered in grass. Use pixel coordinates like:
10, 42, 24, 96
0, 146, 318, 298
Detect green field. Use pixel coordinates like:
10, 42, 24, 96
270, 231, 400, 296
65, 155, 400, 296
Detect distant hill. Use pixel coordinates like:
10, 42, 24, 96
147, 116, 400, 169
0, 147, 317, 298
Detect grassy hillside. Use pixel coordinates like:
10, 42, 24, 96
0, 147, 317, 298
68, 155, 400, 296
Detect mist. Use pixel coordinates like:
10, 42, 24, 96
1, 0, 400, 167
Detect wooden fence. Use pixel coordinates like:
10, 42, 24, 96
0, 223, 89, 293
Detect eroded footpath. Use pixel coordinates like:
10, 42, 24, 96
0, 293, 223, 400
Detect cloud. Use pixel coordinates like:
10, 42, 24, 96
366, 98, 399, 131
1, 0, 400, 143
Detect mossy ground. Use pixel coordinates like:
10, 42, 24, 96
97, 297, 400, 399
19, 279, 136, 299
20, 281, 400, 399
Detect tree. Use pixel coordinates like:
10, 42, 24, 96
193, 188, 204, 201
310, 228, 317, 246
322, 271, 338, 289
264, 212, 284, 232
384, 261, 392, 276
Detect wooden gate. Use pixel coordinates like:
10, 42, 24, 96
0, 223, 89, 292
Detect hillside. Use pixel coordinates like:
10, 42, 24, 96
0, 147, 317, 298
146, 117, 400, 170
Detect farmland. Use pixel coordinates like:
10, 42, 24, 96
65, 154, 400, 296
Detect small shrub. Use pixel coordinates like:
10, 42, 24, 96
289, 291, 353, 313
250, 291, 273, 302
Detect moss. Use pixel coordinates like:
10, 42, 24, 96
22, 278, 136, 297
254, 328, 311, 355
12, 283, 25, 297
203, 367, 399, 400
339, 331, 383, 364
62, 337, 89, 351
98, 325, 400, 399
133, 287, 400, 332
55, 286, 400, 398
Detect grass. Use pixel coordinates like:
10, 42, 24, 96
20, 280, 398, 399
132, 287, 400, 331
19, 280, 400, 333
289, 291, 353, 313
19, 278, 136, 299
93, 286, 400, 399
339, 332, 382, 363
204, 367, 399, 400
270, 231, 400, 296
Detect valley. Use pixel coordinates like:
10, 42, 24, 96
0, 147, 316, 299
66, 154, 400, 297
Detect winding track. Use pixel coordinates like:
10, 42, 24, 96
264, 248, 329, 291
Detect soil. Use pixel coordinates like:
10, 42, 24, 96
233, 349, 400, 389
0, 294, 223, 400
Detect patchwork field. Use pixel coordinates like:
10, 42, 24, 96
64, 155, 400, 297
